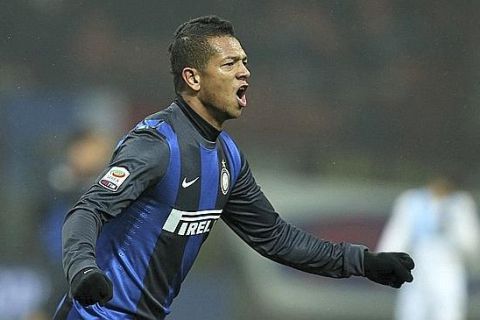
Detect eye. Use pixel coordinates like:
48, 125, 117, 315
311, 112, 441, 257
223, 61, 235, 67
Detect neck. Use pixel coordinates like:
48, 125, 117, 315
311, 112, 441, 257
180, 93, 224, 130
176, 95, 221, 141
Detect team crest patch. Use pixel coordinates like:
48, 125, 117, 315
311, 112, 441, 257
221, 160, 230, 195
99, 167, 130, 191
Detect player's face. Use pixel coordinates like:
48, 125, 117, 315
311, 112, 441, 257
197, 36, 250, 127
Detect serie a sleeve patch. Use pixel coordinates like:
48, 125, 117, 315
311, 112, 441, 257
98, 166, 131, 191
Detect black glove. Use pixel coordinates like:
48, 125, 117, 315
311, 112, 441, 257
364, 250, 414, 288
70, 267, 113, 306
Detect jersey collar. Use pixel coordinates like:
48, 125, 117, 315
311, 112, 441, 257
175, 96, 221, 142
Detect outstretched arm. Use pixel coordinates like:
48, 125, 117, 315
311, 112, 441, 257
222, 154, 413, 286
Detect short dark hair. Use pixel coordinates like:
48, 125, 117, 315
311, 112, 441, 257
168, 15, 235, 94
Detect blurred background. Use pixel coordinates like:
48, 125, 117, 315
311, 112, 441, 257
1, 0, 480, 319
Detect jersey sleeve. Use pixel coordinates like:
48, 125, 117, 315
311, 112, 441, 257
222, 153, 366, 278
62, 127, 170, 282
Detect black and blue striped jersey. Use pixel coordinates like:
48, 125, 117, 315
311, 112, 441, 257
55, 98, 366, 319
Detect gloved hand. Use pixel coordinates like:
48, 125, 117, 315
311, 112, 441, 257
363, 250, 414, 288
70, 267, 113, 306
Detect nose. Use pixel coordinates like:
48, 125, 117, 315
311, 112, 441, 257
237, 63, 251, 80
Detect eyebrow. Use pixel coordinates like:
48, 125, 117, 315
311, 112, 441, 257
223, 55, 248, 62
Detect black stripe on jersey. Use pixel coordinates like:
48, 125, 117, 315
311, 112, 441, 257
135, 232, 187, 319
175, 147, 201, 211
172, 112, 203, 211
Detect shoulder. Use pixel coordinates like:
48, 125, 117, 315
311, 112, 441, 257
397, 188, 424, 200
219, 131, 244, 173
112, 109, 174, 163
219, 131, 239, 151
137, 104, 177, 133
450, 191, 477, 207
394, 188, 427, 207
124, 102, 186, 144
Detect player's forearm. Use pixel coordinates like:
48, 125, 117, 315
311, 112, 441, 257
223, 205, 366, 278
246, 217, 365, 278
62, 209, 103, 283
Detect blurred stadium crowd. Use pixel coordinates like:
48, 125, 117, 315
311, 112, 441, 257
1, 1, 480, 319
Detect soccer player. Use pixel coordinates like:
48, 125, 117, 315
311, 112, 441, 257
54, 15, 414, 319
377, 174, 480, 320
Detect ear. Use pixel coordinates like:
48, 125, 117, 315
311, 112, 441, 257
181, 67, 201, 92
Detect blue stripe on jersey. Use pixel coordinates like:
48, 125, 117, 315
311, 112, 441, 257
180, 234, 204, 281
66, 303, 80, 320
219, 132, 241, 183
154, 122, 181, 204
92, 122, 181, 318
138, 119, 162, 130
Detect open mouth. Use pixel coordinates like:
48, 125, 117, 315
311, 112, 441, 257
236, 85, 248, 107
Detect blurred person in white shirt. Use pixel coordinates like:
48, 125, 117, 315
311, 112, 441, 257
377, 171, 480, 320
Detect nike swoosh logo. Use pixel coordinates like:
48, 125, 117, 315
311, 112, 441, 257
182, 177, 199, 188
83, 268, 94, 275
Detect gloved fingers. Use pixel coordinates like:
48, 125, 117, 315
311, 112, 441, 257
77, 292, 111, 307
78, 295, 110, 307
95, 272, 113, 306
71, 268, 114, 307
377, 272, 405, 288
405, 271, 414, 283
394, 252, 415, 270
88, 272, 111, 288
78, 296, 96, 306
390, 279, 403, 288
98, 280, 113, 306
391, 260, 413, 283
99, 296, 110, 306
391, 255, 413, 282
